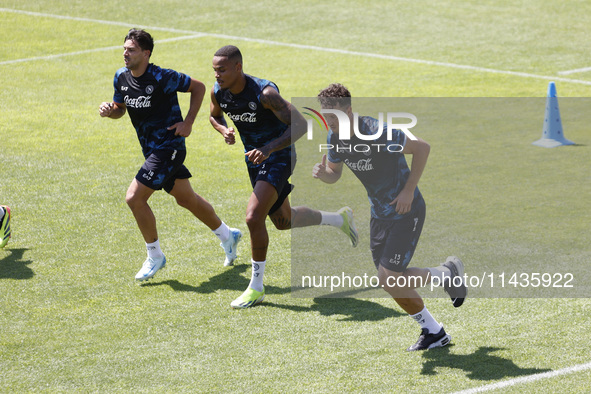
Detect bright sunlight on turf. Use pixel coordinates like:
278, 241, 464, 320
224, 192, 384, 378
1, 1, 591, 392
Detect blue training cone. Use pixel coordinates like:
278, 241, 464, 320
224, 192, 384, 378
532, 81, 575, 148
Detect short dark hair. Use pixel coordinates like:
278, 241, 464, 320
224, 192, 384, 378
214, 45, 243, 64
125, 29, 154, 57
317, 83, 352, 109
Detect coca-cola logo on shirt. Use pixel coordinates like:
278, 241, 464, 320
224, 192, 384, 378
344, 158, 374, 172
227, 112, 257, 123
124, 95, 152, 108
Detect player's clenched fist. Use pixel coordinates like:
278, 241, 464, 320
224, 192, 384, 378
223, 127, 236, 145
312, 154, 328, 179
99, 102, 114, 117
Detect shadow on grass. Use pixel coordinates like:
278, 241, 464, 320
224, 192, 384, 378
140, 264, 291, 295
421, 346, 551, 380
0, 248, 34, 280
266, 297, 404, 322
141, 265, 401, 322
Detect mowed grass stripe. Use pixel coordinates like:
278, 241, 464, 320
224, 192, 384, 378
2, 7, 591, 86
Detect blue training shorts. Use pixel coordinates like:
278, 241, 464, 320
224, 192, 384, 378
247, 159, 294, 215
135, 149, 192, 193
370, 197, 426, 272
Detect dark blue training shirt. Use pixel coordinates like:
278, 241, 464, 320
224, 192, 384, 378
327, 116, 423, 220
214, 74, 293, 168
113, 63, 191, 158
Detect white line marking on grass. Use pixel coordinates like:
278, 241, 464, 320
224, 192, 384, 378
452, 361, 591, 393
209, 34, 591, 86
0, 7, 199, 35
0, 35, 205, 66
2, 7, 591, 86
0, 45, 121, 66
558, 66, 591, 75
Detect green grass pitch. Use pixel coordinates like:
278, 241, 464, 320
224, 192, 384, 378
1, 1, 591, 392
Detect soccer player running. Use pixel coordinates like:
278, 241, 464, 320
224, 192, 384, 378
99, 29, 242, 281
209, 46, 358, 309
312, 84, 467, 351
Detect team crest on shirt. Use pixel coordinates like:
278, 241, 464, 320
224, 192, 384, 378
145, 85, 154, 94
248, 101, 257, 110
